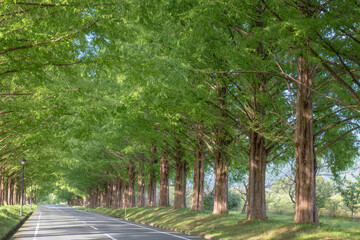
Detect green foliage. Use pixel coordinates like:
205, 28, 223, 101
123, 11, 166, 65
316, 177, 336, 209
338, 176, 360, 217
1, 1, 360, 213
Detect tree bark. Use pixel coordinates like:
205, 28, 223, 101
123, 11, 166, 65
123, 181, 128, 208
247, 130, 267, 220
213, 85, 229, 215
0, 175, 4, 206
213, 145, 228, 215
294, 57, 319, 224
191, 134, 205, 212
111, 182, 116, 208
173, 147, 186, 209
137, 157, 146, 207
147, 144, 157, 207
159, 148, 170, 207
126, 161, 136, 208
116, 179, 123, 208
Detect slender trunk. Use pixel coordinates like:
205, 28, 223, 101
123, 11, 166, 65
117, 179, 123, 208
294, 57, 319, 224
106, 181, 112, 208
174, 148, 186, 209
123, 181, 128, 208
111, 182, 116, 208
241, 198, 248, 214
159, 148, 170, 207
126, 161, 136, 208
147, 173, 156, 207
0, 175, 4, 206
247, 130, 267, 220
4, 179, 8, 205
191, 135, 205, 211
7, 179, 12, 205
241, 182, 249, 214
147, 144, 157, 207
137, 158, 146, 207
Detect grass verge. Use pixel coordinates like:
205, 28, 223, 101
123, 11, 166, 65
0, 205, 35, 239
74, 206, 360, 240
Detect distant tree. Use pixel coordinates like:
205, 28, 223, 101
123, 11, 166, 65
338, 176, 360, 218
316, 177, 336, 209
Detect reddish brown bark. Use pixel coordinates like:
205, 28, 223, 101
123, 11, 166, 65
294, 57, 319, 224
173, 147, 186, 209
122, 181, 128, 208
213, 145, 228, 215
159, 148, 170, 207
213, 85, 230, 215
0, 175, 4, 206
116, 179, 123, 208
247, 130, 267, 220
137, 158, 146, 207
125, 161, 136, 208
191, 135, 205, 212
147, 173, 156, 207
111, 182, 116, 208
147, 144, 157, 207
106, 181, 112, 208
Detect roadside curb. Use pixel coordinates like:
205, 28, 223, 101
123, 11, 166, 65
1, 212, 33, 240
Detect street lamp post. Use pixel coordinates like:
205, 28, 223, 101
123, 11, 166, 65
30, 178, 33, 210
20, 158, 26, 217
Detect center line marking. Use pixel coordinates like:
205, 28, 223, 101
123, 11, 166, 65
33, 211, 42, 240
90, 226, 98, 230
105, 233, 117, 240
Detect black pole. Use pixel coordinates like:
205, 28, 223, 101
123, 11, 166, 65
30, 178, 33, 210
20, 164, 24, 217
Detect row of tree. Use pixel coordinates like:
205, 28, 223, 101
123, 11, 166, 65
1, 0, 360, 225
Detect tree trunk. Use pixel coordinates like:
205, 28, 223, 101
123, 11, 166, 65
4, 179, 8, 205
111, 182, 116, 208
294, 57, 319, 224
241, 198, 248, 214
126, 161, 136, 208
191, 135, 205, 212
0, 175, 4, 206
213, 84, 229, 215
147, 144, 157, 207
116, 179, 123, 208
159, 148, 170, 207
137, 159, 146, 207
123, 181, 128, 208
247, 130, 267, 220
106, 181, 112, 208
173, 147, 186, 209
213, 148, 228, 215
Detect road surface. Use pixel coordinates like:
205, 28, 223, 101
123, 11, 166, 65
11, 205, 204, 240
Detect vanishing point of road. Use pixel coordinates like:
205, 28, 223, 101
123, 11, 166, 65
11, 205, 204, 240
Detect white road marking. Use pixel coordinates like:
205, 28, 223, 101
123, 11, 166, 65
113, 219, 191, 240
33, 211, 42, 240
81, 221, 87, 224
105, 233, 117, 240
72, 207, 193, 240
90, 226, 98, 230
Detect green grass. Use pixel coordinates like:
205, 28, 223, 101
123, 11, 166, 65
74, 206, 360, 240
0, 205, 35, 238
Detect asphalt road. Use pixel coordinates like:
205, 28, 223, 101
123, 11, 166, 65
11, 205, 204, 240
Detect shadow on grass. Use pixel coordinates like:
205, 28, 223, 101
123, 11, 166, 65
80, 206, 360, 240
